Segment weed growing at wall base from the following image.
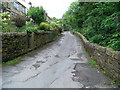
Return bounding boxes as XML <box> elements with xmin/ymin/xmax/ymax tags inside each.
<box><xmin>87</xmin><ymin>59</ymin><xmax>99</xmax><ymax>68</ymax></box>
<box><xmin>87</xmin><ymin>59</ymin><xmax>120</xmax><ymax>87</ymax></box>
<box><xmin>3</xmin><ymin>57</ymin><xmax>23</xmax><ymax>67</ymax></box>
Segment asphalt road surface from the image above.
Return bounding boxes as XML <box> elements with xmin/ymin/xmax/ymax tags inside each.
<box><xmin>2</xmin><ymin>31</ymin><xmax>116</xmax><ymax>88</ymax></box>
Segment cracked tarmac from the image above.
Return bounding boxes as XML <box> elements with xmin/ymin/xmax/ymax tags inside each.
<box><xmin>2</xmin><ymin>31</ymin><xmax>116</xmax><ymax>88</ymax></box>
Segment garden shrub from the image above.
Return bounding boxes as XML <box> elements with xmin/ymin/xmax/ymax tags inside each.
<box><xmin>25</xmin><ymin>25</ymin><xmax>39</xmax><ymax>32</ymax></box>
<box><xmin>39</xmin><ymin>22</ymin><xmax>50</xmax><ymax>30</ymax></box>
<box><xmin>0</xmin><ymin>12</ymin><xmax>11</xmax><ymax>19</ymax></box>
<box><xmin>2</xmin><ymin>23</ymin><xmax>17</xmax><ymax>32</ymax></box>
<box><xmin>19</xmin><ymin>22</ymin><xmax>39</xmax><ymax>32</ymax></box>
<box><xmin>49</xmin><ymin>22</ymin><xmax>58</xmax><ymax>29</ymax></box>
<box><xmin>26</xmin><ymin>22</ymin><xmax>35</xmax><ymax>27</ymax></box>
<box><xmin>12</xmin><ymin>15</ymin><xmax>26</xmax><ymax>28</ymax></box>
<box><xmin>57</xmin><ymin>23</ymin><xmax>62</xmax><ymax>29</ymax></box>
<box><xmin>0</xmin><ymin>12</ymin><xmax>17</xmax><ymax>32</ymax></box>
<box><xmin>49</xmin><ymin>22</ymin><xmax>62</xmax><ymax>31</ymax></box>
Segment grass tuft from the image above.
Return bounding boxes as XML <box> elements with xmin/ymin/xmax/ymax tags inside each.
<box><xmin>87</xmin><ymin>59</ymin><xmax>97</xmax><ymax>68</ymax></box>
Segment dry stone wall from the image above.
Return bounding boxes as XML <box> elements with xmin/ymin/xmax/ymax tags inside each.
<box><xmin>2</xmin><ymin>30</ymin><xmax>60</xmax><ymax>62</ymax></box>
<box><xmin>74</xmin><ymin>32</ymin><xmax>120</xmax><ymax>83</ymax></box>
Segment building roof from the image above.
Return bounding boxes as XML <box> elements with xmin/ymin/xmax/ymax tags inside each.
<box><xmin>16</xmin><ymin>0</ymin><xmax>27</xmax><ymax>8</ymax></box>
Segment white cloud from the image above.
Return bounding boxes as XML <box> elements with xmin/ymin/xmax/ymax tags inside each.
<box><xmin>26</xmin><ymin>0</ymin><xmax>77</xmax><ymax>18</ymax></box>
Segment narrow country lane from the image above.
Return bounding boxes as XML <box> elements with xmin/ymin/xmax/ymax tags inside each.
<box><xmin>2</xmin><ymin>31</ymin><xmax>116</xmax><ymax>88</ymax></box>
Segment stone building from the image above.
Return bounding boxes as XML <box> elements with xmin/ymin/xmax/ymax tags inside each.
<box><xmin>0</xmin><ymin>0</ymin><xmax>26</xmax><ymax>18</ymax></box>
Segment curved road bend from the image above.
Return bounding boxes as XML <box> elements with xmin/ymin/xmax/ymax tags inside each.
<box><xmin>2</xmin><ymin>31</ymin><xmax>116</xmax><ymax>88</ymax></box>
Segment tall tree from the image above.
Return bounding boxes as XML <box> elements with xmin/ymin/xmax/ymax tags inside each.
<box><xmin>62</xmin><ymin>1</ymin><xmax>120</xmax><ymax>51</ymax></box>
<box><xmin>27</xmin><ymin>6</ymin><xmax>46</xmax><ymax>24</ymax></box>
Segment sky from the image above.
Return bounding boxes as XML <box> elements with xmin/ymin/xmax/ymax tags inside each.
<box><xmin>25</xmin><ymin>0</ymin><xmax>77</xmax><ymax>19</ymax></box>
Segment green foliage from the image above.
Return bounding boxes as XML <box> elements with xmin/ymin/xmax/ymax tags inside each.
<box><xmin>107</xmin><ymin>33</ymin><xmax>120</xmax><ymax>51</ymax></box>
<box><xmin>0</xmin><ymin>12</ymin><xmax>11</xmax><ymax>19</ymax></box>
<box><xmin>87</xmin><ymin>59</ymin><xmax>97</xmax><ymax>68</ymax></box>
<box><xmin>63</xmin><ymin>2</ymin><xmax>120</xmax><ymax>51</ymax></box>
<box><xmin>39</xmin><ymin>22</ymin><xmax>61</xmax><ymax>31</ymax></box>
<box><xmin>26</xmin><ymin>22</ymin><xmax>35</xmax><ymax>27</ymax></box>
<box><xmin>49</xmin><ymin>22</ymin><xmax>58</xmax><ymax>29</ymax></box>
<box><xmin>51</xmin><ymin>17</ymin><xmax>62</xmax><ymax>29</ymax></box>
<box><xmin>108</xmin><ymin>40</ymin><xmax>120</xmax><ymax>51</ymax></box>
<box><xmin>19</xmin><ymin>22</ymin><xmax>40</xmax><ymax>32</ymax></box>
<box><xmin>27</xmin><ymin>6</ymin><xmax>46</xmax><ymax>24</ymax></box>
<box><xmin>0</xmin><ymin>12</ymin><xmax>17</xmax><ymax>32</ymax></box>
<box><xmin>101</xmin><ymin>12</ymin><xmax>120</xmax><ymax>34</ymax></box>
<box><xmin>25</xmin><ymin>25</ymin><xmax>39</xmax><ymax>32</ymax></box>
<box><xmin>39</xmin><ymin>22</ymin><xmax>50</xmax><ymax>30</ymax></box>
<box><xmin>89</xmin><ymin>34</ymin><xmax>104</xmax><ymax>43</ymax></box>
<box><xmin>19</xmin><ymin>21</ymin><xmax>60</xmax><ymax>33</ymax></box>
<box><xmin>51</xmin><ymin>17</ymin><xmax>59</xmax><ymax>22</ymax></box>
<box><xmin>12</xmin><ymin>15</ymin><xmax>26</xmax><ymax>28</ymax></box>
<box><xmin>1</xmin><ymin>23</ymin><xmax>17</xmax><ymax>32</ymax></box>
<box><xmin>3</xmin><ymin>56</ymin><xmax>23</xmax><ymax>66</ymax></box>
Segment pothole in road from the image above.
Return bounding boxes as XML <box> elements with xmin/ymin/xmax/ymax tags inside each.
<box><xmin>36</xmin><ymin>61</ymin><xmax>45</xmax><ymax>63</ymax></box>
<box><xmin>57</xmin><ymin>43</ymin><xmax>61</xmax><ymax>46</ymax></box>
<box><xmin>54</xmin><ymin>54</ymin><xmax>60</xmax><ymax>58</ymax></box>
<box><xmin>72</xmin><ymin>63</ymin><xmax>116</xmax><ymax>88</ymax></box>
<box><xmin>69</xmin><ymin>52</ymin><xmax>83</xmax><ymax>61</ymax></box>
<box><xmin>72</xmin><ymin>76</ymin><xmax>79</xmax><ymax>82</ymax></box>
<box><xmin>32</xmin><ymin>61</ymin><xmax>45</xmax><ymax>70</ymax></box>
<box><xmin>32</xmin><ymin>64</ymin><xmax>40</xmax><ymax>70</ymax></box>
<box><xmin>44</xmin><ymin>56</ymin><xmax>51</xmax><ymax>59</ymax></box>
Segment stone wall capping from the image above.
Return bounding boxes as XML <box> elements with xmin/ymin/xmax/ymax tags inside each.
<box><xmin>0</xmin><ymin>33</ymin><xmax>2</xmax><ymax>36</ymax></box>
<box><xmin>115</xmin><ymin>51</ymin><xmax>120</xmax><ymax>60</ymax></box>
<box><xmin>87</xmin><ymin>43</ymin><xmax>95</xmax><ymax>49</ymax></box>
<box><xmin>0</xmin><ymin>49</ymin><xmax>2</xmax><ymax>53</ymax></box>
<box><xmin>94</xmin><ymin>45</ymin><xmax>106</xmax><ymax>53</ymax></box>
<box><xmin>106</xmin><ymin>48</ymin><xmax>116</xmax><ymax>57</ymax></box>
<box><xmin>2</xmin><ymin>32</ymin><xmax>27</xmax><ymax>37</ymax></box>
<box><xmin>76</xmin><ymin>32</ymin><xmax>89</xmax><ymax>43</ymax></box>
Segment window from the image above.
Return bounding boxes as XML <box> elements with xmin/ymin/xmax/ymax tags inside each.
<box><xmin>14</xmin><ymin>2</ymin><xmax>19</xmax><ymax>10</ymax></box>
<box><xmin>7</xmin><ymin>2</ymin><xmax>11</xmax><ymax>9</ymax></box>
<box><xmin>6</xmin><ymin>0</ymin><xmax>9</xmax><ymax>2</ymax></box>
<box><xmin>0</xmin><ymin>0</ymin><xmax>2</xmax><ymax>4</ymax></box>
<box><xmin>21</xmin><ymin>7</ymin><xmax>25</xmax><ymax>13</ymax></box>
